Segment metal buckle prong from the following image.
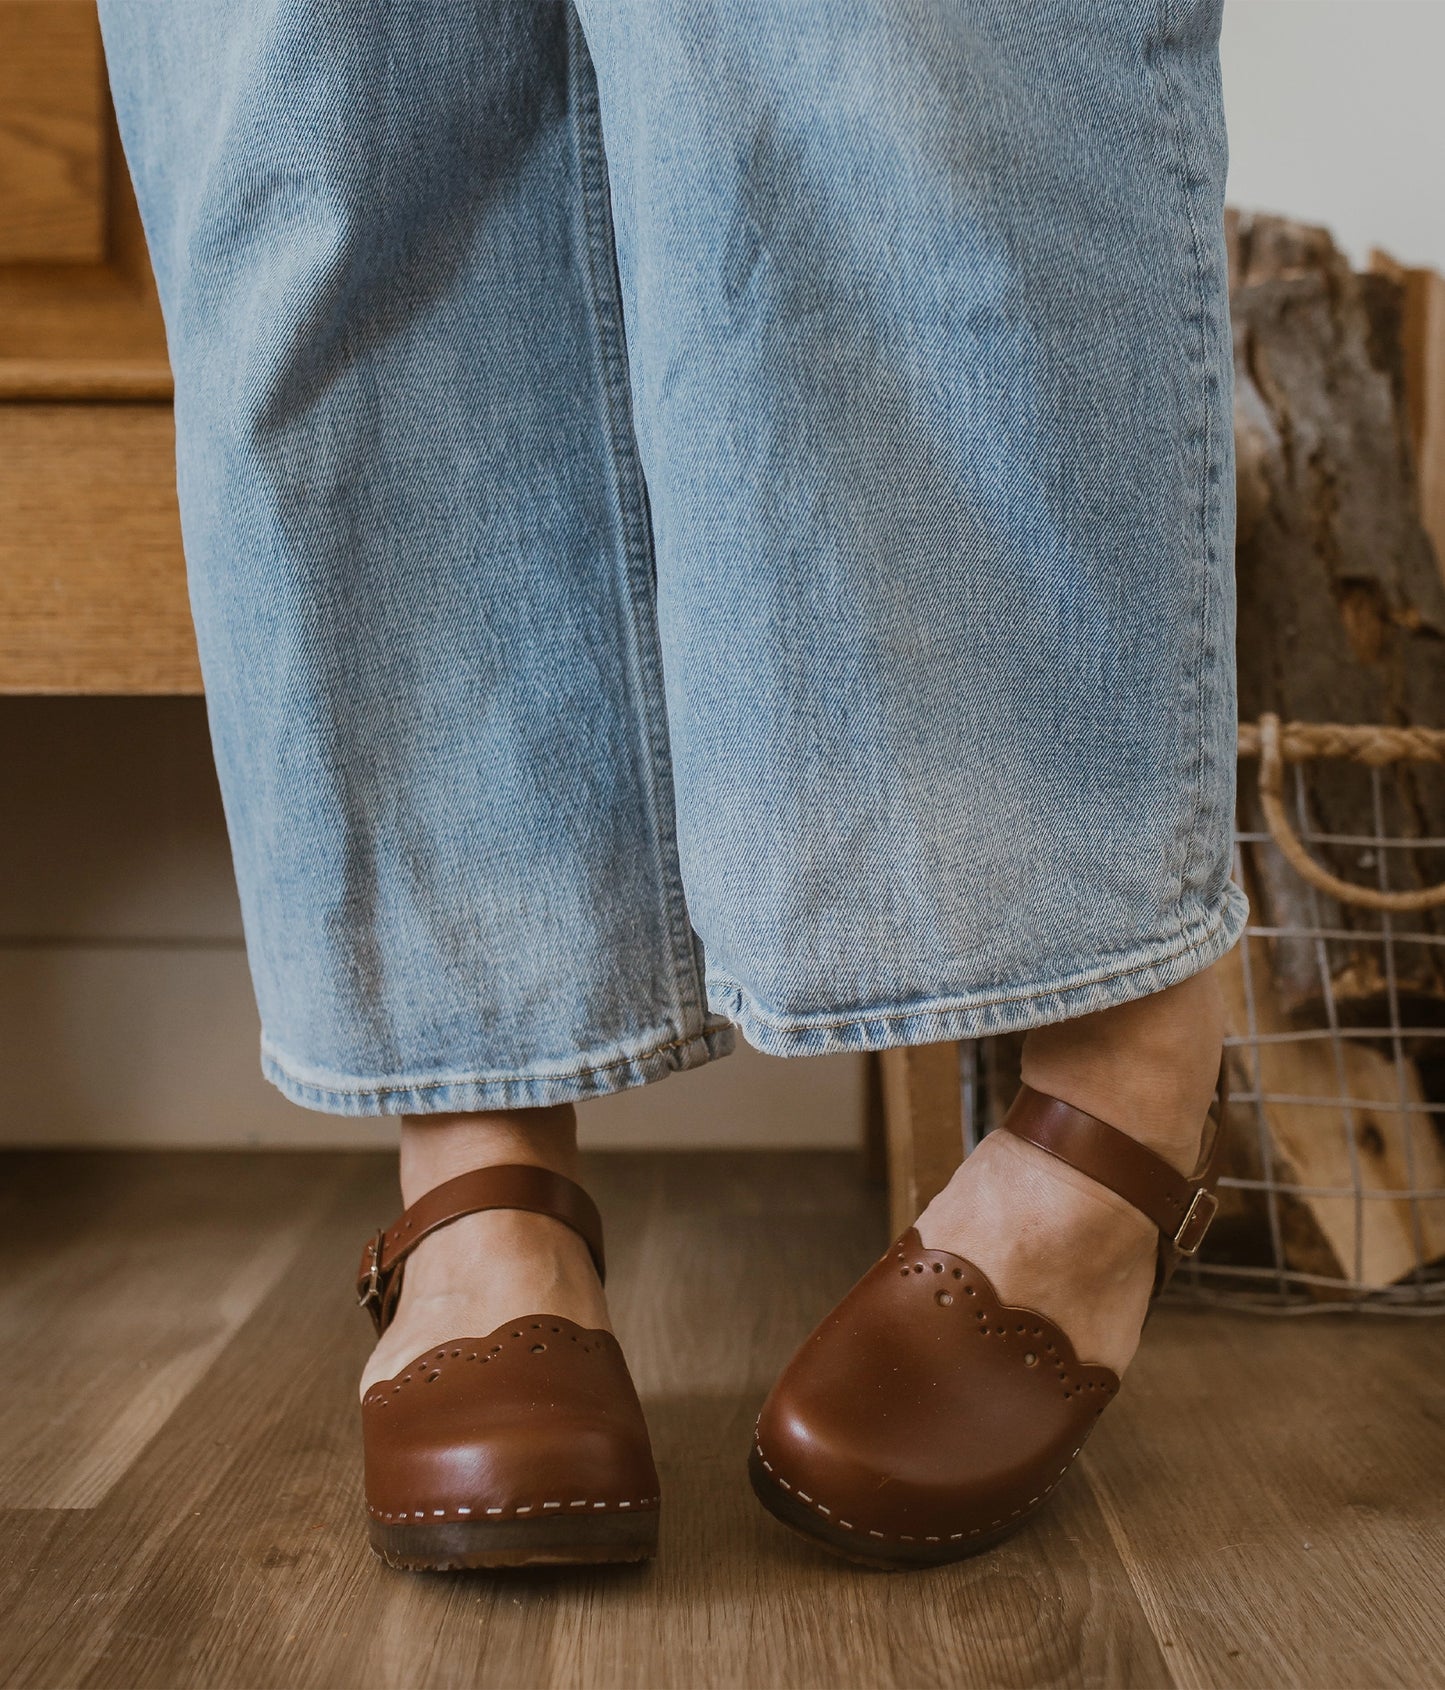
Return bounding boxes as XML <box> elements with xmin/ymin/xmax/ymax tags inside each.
<box><xmin>358</xmin><ymin>1227</ymin><xmax>387</xmax><ymax>1330</ymax></box>
<box><xmin>1173</xmin><ymin>1189</ymin><xmax>1219</xmax><ymax>1256</ymax></box>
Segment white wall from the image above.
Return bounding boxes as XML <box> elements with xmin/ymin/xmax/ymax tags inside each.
<box><xmin>1221</xmin><ymin>1</ymin><xmax>1445</xmax><ymax>271</ymax></box>
<box><xmin>0</xmin><ymin>699</ymin><xmax>864</xmax><ymax>1151</ymax></box>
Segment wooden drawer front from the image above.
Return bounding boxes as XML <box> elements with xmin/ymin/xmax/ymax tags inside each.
<box><xmin>1</xmin><ymin>1</ymin><xmax>185</xmax><ymax>692</ymax></box>
<box><xmin>0</xmin><ymin>403</ymin><xmax>199</xmax><ymax>693</ymax></box>
<box><xmin>0</xmin><ymin>0</ymin><xmax>106</xmax><ymax>264</ymax></box>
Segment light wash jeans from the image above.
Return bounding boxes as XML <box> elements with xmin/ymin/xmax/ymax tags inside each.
<box><xmin>98</xmin><ymin>0</ymin><xmax>1248</xmax><ymax>1116</ymax></box>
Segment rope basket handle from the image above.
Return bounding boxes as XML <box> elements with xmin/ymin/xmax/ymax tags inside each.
<box><xmin>1238</xmin><ymin>713</ymin><xmax>1445</xmax><ymax>912</ymax></box>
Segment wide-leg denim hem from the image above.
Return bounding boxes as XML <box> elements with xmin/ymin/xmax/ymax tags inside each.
<box><xmin>707</xmin><ymin>883</ymin><xmax>1250</xmax><ymax>1059</ymax></box>
<box><xmin>259</xmin><ymin>1021</ymin><xmax>737</xmax><ymax>1117</ymax></box>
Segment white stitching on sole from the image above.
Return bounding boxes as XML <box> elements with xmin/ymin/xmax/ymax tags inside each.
<box><xmin>754</xmin><ymin>1439</ymin><xmax>1075</xmax><ymax>1548</ymax></box>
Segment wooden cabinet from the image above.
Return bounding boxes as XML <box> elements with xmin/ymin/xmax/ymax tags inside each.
<box><xmin>0</xmin><ymin>0</ymin><xmax>198</xmax><ymax>692</ymax></box>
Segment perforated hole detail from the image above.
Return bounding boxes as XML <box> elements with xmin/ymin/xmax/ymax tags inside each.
<box><xmin>369</xmin><ymin>1321</ymin><xmax>619</xmax><ymax>1403</ymax></box>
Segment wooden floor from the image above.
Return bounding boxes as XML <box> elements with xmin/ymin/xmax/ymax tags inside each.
<box><xmin>0</xmin><ymin>1150</ymin><xmax>1441</xmax><ymax>1690</ymax></box>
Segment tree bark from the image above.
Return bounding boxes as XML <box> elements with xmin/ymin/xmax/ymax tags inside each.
<box><xmin>1229</xmin><ymin>209</ymin><xmax>1445</xmax><ymax>1030</ymax></box>
<box><xmin>1225</xmin><ymin>212</ymin><xmax>1445</xmax><ymax>1285</ymax></box>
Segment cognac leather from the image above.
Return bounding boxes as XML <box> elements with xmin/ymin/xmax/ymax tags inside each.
<box><xmin>751</xmin><ymin>1064</ymin><xmax>1228</xmax><ymax>1567</ymax></box>
<box><xmin>357</xmin><ymin>1164</ymin><xmax>658</xmax><ymax>1569</ymax></box>
<box><xmin>999</xmin><ymin>1059</ymin><xmax>1229</xmax><ymax>1292</ymax></box>
<box><xmin>357</xmin><ymin>1163</ymin><xmax>606</xmax><ymax>1337</ymax></box>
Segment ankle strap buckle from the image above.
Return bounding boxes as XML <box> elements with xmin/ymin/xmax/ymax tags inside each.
<box><xmin>357</xmin><ymin>1227</ymin><xmax>388</xmax><ymax>1335</ymax></box>
<box><xmin>1173</xmin><ymin>1188</ymin><xmax>1219</xmax><ymax>1256</ymax></box>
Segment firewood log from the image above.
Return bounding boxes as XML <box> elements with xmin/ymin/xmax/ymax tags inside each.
<box><xmin>1370</xmin><ymin>248</ymin><xmax>1445</xmax><ymax>589</ymax></box>
<box><xmin>1228</xmin><ymin>210</ymin><xmax>1445</xmax><ymax>1025</ymax></box>
<box><xmin>1217</xmin><ymin>860</ymin><xmax>1445</xmax><ymax>1291</ymax></box>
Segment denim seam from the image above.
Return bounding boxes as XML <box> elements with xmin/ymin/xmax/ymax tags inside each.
<box><xmin>566</xmin><ymin>9</ymin><xmax>707</xmax><ymax>1038</ymax></box>
<box><xmin>705</xmin><ymin>888</ymin><xmax>1246</xmax><ymax>1033</ymax></box>
<box><xmin>259</xmin><ymin>1023</ymin><xmax>733</xmax><ymax>1098</ymax></box>
<box><xmin>1153</xmin><ymin>0</ymin><xmax>1216</xmax><ymax>918</ymax></box>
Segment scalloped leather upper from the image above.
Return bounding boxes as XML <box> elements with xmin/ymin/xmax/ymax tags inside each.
<box><xmin>362</xmin><ymin>1316</ymin><xmax>659</xmax><ymax>1524</ymax></box>
<box><xmin>754</xmin><ymin>1229</ymin><xmax>1119</xmax><ymax>1546</ymax></box>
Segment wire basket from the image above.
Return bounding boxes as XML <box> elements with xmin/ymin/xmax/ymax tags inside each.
<box><xmin>962</xmin><ymin>716</ymin><xmax>1445</xmax><ymax>1315</ymax></box>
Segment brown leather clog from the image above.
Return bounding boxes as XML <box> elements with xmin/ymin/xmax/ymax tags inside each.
<box><xmin>750</xmin><ymin>1064</ymin><xmax>1228</xmax><ymax>1569</ymax></box>
<box><xmin>357</xmin><ymin>1164</ymin><xmax>659</xmax><ymax>1570</ymax></box>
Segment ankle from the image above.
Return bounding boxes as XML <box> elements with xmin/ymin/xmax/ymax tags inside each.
<box><xmin>1019</xmin><ymin>964</ymin><xmax>1224</xmax><ymax>1172</ymax></box>
<box><xmin>399</xmin><ymin>1104</ymin><xmax>579</xmax><ymax>1208</ymax></box>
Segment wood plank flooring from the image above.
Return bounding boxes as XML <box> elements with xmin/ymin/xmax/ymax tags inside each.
<box><xmin>0</xmin><ymin>1149</ymin><xmax>1440</xmax><ymax>1690</ymax></box>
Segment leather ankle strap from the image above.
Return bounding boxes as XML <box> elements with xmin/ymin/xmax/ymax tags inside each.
<box><xmin>356</xmin><ymin>1164</ymin><xmax>605</xmax><ymax>1336</ymax></box>
<box><xmin>999</xmin><ymin>1058</ymin><xmax>1229</xmax><ymax>1292</ymax></box>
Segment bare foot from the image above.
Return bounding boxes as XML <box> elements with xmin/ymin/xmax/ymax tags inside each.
<box><xmin>916</xmin><ymin>962</ymin><xmax>1226</xmax><ymax>1376</ymax></box>
<box><xmin>358</xmin><ymin>1104</ymin><xmax>611</xmax><ymax>1399</ymax></box>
